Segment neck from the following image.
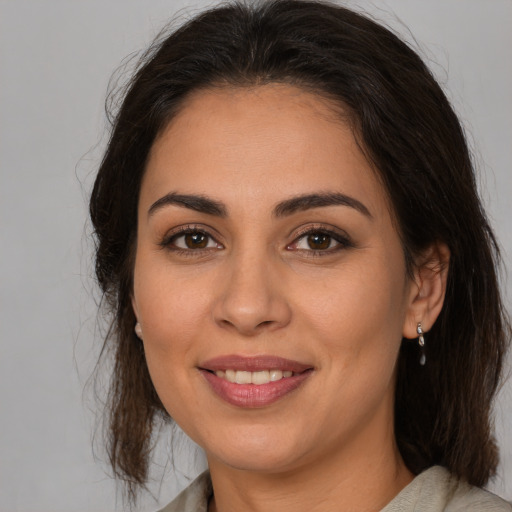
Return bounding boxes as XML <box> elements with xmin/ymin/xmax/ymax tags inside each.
<box><xmin>207</xmin><ymin>415</ymin><xmax>413</xmax><ymax>512</ymax></box>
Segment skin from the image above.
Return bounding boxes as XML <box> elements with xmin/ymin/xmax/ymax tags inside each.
<box><xmin>132</xmin><ymin>84</ymin><xmax>449</xmax><ymax>512</ymax></box>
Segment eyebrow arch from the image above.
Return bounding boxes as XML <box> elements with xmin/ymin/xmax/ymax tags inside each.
<box><xmin>273</xmin><ymin>192</ymin><xmax>372</xmax><ymax>219</ymax></box>
<box><xmin>148</xmin><ymin>192</ymin><xmax>227</xmax><ymax>218</ymax></box>
<box><xmin>148</xmin><ymin>191</ymin><xmax>371</xmax><ymax>220</ymax></box>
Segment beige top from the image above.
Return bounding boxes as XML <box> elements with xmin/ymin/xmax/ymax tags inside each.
<box><xmin>158</xmin><ymin>466</ymin><xmax>511</xmax><ymax>512</ymax></box>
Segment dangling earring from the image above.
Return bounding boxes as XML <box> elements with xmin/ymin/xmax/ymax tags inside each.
<box><xmin>417</xmin><ymin>322</ymin><xmax>426</xmax><ymax>366</ymax></box>
<box><xmin>135</xmin><ymin>322</ymin><xmax>143</xmax><ymax>340</ymax></box>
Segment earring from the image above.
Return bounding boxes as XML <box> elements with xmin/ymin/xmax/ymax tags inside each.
<box><xmin>417</xmin><ymin>323</ymin><xmax>426</xmax><ymax>366</ymax></box>
<box><xmin>135</xmin><ymin>322</ymin><xmax>143</xmax><ymax>340</ymax></box>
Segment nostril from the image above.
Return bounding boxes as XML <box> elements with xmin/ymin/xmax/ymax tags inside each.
<box><xmin>217</xmin><ymin>317</ymin><xmax>277</xmax><ymax>335</ymax></box>
<box><xmin>212</xmin><ymin>280</ymin><xmax>292</xmax><ymax>334</ymax></box>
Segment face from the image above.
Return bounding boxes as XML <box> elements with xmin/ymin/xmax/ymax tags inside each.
<box><xmin>132</xmin><ymin>85</ymin><xmax>417</xmax><ymax>474</ymax></box>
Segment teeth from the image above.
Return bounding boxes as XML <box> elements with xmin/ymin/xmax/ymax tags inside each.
<box><xmin>235</xmin><ymin>371</ymin><xmax>252</xmax><ymax>384</ymax></box>
<box><xmin>214</xmin><ymin>369</ymin><xmax>295</xmax><ymax>385</ymax></box>
<box><xmin>252</xmin><ymin>370</ymin><xmax>270</xmax><ymax>385</ymax></box>
<box><xmin>269</xmin><ymin>370</ymin><xmax>283</xmax><ymax>381</ymax></box>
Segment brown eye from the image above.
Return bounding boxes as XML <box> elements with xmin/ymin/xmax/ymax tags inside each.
<box><xmin>307</xmin><ymin>233</ymin><xmax>332</xmax><ymax>250</ymax></box>
<box><xmin>184</xmin><ymin>232</ymin><xmax>208</xmax><ymax>249</ymax></box>
<box><xmin>166</xmin><ymin>229</ymin><xmax>222</xmax><ymax>251</ymax></box>
<box><xmin>288</xmin><ymin>228</ymin><xmax>352</xmax><ymax>254</ymax></box>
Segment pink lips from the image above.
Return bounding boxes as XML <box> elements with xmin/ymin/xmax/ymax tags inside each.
<box><xmin>199</xmin><ymin>355</ymin><xmax>313</xmax><ymax>408</ymax></box>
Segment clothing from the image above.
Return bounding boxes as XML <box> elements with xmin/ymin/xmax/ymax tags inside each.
<box><xmin>158</xmin><ymin>466</ymin><xmax>511</xmax><ymax>512</ymax></box>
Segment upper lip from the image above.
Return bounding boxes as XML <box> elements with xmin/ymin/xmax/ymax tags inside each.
<box><xmin>199</xmin><ymin>355</ymin><xmax>313</xmax><ymax>373</ymax></box>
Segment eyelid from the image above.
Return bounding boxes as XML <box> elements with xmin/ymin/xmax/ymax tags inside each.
<box><xmin>158</xmin><ymin>222</ymin><xmax>353</xmax><ymax>255</ymax></box>
<box><xmin>287</xmin><ymin>224</ymin><xmax>354</xmax><ymax>253</ymax></box>
<box><xmin>159</xmin><ymin>224</ymin><xmax>224</xmax><ymax>251</ymax></box>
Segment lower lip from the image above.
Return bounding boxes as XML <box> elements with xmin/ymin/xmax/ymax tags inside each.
<box><xmin>200</xmin><ymin>370</ymin><xmax>312</xmax><ymax>408</ymax></box>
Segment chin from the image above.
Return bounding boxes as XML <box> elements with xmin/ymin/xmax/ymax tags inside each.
<box><xmin>210</xmin><ymin>450</ymin><xmax>303</xmax><ymax>474</ymax></box>
<box><xmin>201</xmin><ymin>427</ymin><xmax>313</xmax><ymax>474</ymax></box>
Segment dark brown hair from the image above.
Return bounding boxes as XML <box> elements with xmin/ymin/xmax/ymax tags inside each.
<box><xmin>89</xmin><ymin>0</ymin><xmax>510</xmax><ymax>501</ymax></box>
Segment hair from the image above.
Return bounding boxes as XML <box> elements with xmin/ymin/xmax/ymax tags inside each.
<box><xmin>89</xmin><ymin>0</ymin><xmax>510</xmax><ymax>502</ymax></box>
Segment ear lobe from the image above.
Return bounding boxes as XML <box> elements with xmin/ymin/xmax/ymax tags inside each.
<box><xmin>402</xmin><ymin>242</ymin><xmax>450</xmax><ymax>339</ymax></box>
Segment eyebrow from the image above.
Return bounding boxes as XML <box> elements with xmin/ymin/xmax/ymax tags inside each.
<box><xmin>148</xmin><ymin>192</ymin><xmax>227</xmax><ymax>217</ymax></box>
<box><xmin>148</xmin><ymin>191</ymin><xmax>371</xmax><ymax>219</ymax></box>
<box><xmin>273</xmin><ymin>192</ymin><xmax>372</xmax><ymax>219</ymax></box>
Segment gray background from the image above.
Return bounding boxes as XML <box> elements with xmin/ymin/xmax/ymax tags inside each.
<box><xmin>1</xmin><ymin>0</ymin><xmax>511</xmax><ymax>510</ymax></box>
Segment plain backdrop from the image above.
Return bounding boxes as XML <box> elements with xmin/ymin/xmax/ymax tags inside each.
<box><xmin>1</xmin><ymin>0</ymin><xmax>511</xmax><ymax>511</ymax></box>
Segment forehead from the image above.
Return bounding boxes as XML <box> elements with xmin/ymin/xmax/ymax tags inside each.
<box><xmin>142</xmin><ymin>84</ymin><xmax>390</xmax><ymax>218</ymax></box>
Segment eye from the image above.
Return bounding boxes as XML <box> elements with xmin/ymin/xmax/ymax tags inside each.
<box><xmin>174</xmin><ymin>231</ymin><xmax>215</xmax><ymax>249</ymax></box>
<box><xmin>162</xmin><ymin>227</ymin><xmax>223</xmax><ymax>252</ymax></box>
<box><xmin>288</xmin><ymin>227</ymin><xmax>352</xmax><ymax>254</ymax></box>
<box><xmin>297</xmin><ymin>232</ymin><xmax>336</xmax><ymax>251</ymax></box>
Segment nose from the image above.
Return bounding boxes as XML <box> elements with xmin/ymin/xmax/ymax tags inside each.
<box><xmin>212</xmin><ymin>251</ymin><xmax>292</xmax><ymax>336</ymax></box>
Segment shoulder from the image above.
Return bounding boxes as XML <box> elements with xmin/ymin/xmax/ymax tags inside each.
<box><xmin>447</xmin><ymin>476</ymin><xmax>512</xmax><ymax>512</ymax></box>
<box><xmin>157</xmin><ymin>471</ymin><xmax>212</xmax><ymax>512</ymax></box>
<box><xmin>157</xmin><ymin>467</ymin><xmax>511</xmax><ymax>512</ymax></box>
<box><xmin>382</xmin><ymin>466</ymin><xmax>511</xmax><ymax>512</ymax></box>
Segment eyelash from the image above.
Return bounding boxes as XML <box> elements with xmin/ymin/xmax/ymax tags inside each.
<box><xmin>159</xmin><ymin>225</ymin><xmax>222</xmax><ymax>257</ymax></box>
<box><xmin>159</xmin><ymin>224</ymin><xmax>353</xmax><ymax>257</ymax></box>
<box><xmin>288</xmin><ymin>225</ymin><xmax>354</xmax><ymax>257</ymax></box>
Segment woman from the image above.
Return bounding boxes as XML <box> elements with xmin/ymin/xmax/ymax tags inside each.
<box><xmin>89</xmin><ymin>1</ymin><xmax>511</xmax><ymax>510</ymax></box>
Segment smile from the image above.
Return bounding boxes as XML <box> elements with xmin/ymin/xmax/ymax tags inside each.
<box><xmin>214</xmin><ymin>369</ymin><xmax>294</xmax><ymax>385</ymax></box>
<box><xmin>199</xmin><ymin>355</ymin><xmax>314</xmax><ymax>407</ymax></box>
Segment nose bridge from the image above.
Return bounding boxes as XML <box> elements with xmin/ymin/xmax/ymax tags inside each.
<box><xmin>213</xmin><ymin>242</ymin><xmax>291</xmax><ymax>335</ymax></box>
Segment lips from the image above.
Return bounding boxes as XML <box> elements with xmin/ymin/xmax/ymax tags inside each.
<box><xmin>199</xmin><ymin>355</ymin><xmax>314</xmax><ymax>408</ymax></box>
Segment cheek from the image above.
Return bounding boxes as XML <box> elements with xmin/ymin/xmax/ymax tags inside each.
<box><xmin>302</xmin><ymin>269</ymin><xmax>406</xmax><ymax>422</ymax></box>
<box><xmin>132</xmin><ymin>252</ymin><xmax>213</xmax><ymax>370</ymax></box>
<box><xmin>135</xmin><ymin>247</ymin><xmax>205</xmax><ymax>319</ymax></box>
<box><xmin>133</xmin><ymin>267</ymin><xmax>211</xmax><ymax>418</ymax></box>
<box><xmin>296</xmin><ymin>259</ymin><xmax>408</xmax><ymax>364</ymax></box>
<box><xmin>138</xmin><ymin>284</ymin><xmax>209</xmax><ymax>351</ymax></box>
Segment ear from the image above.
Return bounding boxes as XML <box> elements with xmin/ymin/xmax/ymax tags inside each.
<box><xmin>131</xmin><ymin>296</ymin><xmax>144</xmax><ymax>340</ymax></box>
<box><xmin>131</xmin><ymin>295</ymin><xmax>139</xmax><ymax>321</ymax></box>
<box><xmin>402</xmin><ymin>241</ymin><xmax>450</xmax><ymax>339</ymax></box>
